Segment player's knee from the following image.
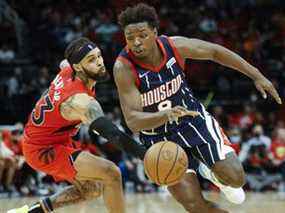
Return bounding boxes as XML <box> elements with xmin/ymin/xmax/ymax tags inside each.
<box><xmin>226</xmin><ymin>160</ymin><xmax>245</xmax><ymax>187</ymax></box>
<box><xmin>182</xmin><ymin>200</ymin><xmax>202</xmax><ymax>213</ymax></box>
<box><xmin>214</xmin><ymin>163</ymin><xmax>245</xmax><ymax>188</ymax></box>
<box><xmin>228</xmin><ymin>167</ymin><xmax>245</xmax><ymax>188</ymax></box>
<box><xmin>0</xmin><ymin>160</ymin><xmax>4</xmax><ymax>167</ymax></box>
<box><xmin>103</xmin><ymin>162</ymin><xmax>122</xmax><ymax>184</ymax></box>
<box><xmin>168</xmin><ymin>186</ymin><xmax>200</xmax><ymax>213</ymax></box>
<box><xmin>4</xmin><ymin>158</ymin><xmax>14</xmax><ymax>167</ymax></box>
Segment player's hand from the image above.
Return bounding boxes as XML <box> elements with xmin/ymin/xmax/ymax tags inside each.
<box><xmin>254</xmin><ymin>77</ymin><xmax>282</xmax><ymax>104</ymax></box>
<box><xmin>166</xmin><ymin>106</ymin><xmax>199</xmax><ymax>124</ymax></box>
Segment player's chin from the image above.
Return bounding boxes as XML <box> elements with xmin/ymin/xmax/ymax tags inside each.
<box><xmin>134</xmin><ymin>51</ymin><xmax>147</xmax><ymax>58</ymax></box>
<box><xmin>96</xmin><ymin>72</ymin><xmax>110</xmax><ymax>82</ymax></box>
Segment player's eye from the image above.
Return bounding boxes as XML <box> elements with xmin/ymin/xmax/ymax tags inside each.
<box><xmin>140</xmin><ymin>34</ymin><xmax>148</xmax><ymax>39</ymax></box>
<box><xmin>88</xmin><ymin>57</ymin><xmax>95</xmax><ymax>62</ymax></box>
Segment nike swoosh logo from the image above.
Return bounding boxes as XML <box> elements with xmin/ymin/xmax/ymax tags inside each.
<box><xmin>139</xmin><ymin>71</ymin><xmax>150</xmax><ymax>78</ymax></box>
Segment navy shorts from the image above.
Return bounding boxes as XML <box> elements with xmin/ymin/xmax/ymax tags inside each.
<box><xmin>140</xmin><ymin>107</ymin><xmax>231</xmax><ymax>171</ymax></box>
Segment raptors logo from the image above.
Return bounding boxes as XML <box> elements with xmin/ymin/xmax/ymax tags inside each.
<box><xmin>38</xmin><ymin>147</ymin><xmax>56</xmax><ymax>164</ymax></box>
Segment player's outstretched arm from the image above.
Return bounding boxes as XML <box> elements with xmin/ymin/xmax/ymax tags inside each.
<box><xmin>113</xmin><ymin>60</ymin><xmax>199</xmax><ymax>133</ymax></box>
<box><xmin>60</xmin><ymin>93</ymin><xmax>146</xmax><ymax>159</ymax></box>
<box><xmin>171</xmin><ymin>36</ymin><xmax>282</xmax><ymax>104</ymax></box>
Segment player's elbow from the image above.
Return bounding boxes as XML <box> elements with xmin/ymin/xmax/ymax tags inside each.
<box><xmin>210</xmin><ymin>44</ymin><xmax>220</xmax><ymax>61</ymax></box>
<box><xmin>124</xmin><ymin>112</ymin><xmax>142</xmax><ymax>133</ymax></box>
<box><xmin>126</xmin><ymin>119</ymin><xmax>141</xmax><ymax>133</ymax></box>
<box><xmin>125</xmin><ymin>114</ymin><xmax>143</xmax><ymax>133</ymax></box>
<box><xmin>211</xmin><ymin>43</ymin><xmax>229</xmax><ymax>62</ymax></box>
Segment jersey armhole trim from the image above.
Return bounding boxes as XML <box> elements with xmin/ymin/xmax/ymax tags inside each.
<box><xmin>117</xmin><ymin>56</ymin><xmax>141</xmax><ymax>87</ymax></box>
<box><xmin>166</xmin><ymin>37</ymin><xmax>185</xmax><ymax>70</ymax></box>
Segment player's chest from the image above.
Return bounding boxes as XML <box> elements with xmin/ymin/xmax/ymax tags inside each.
<box><xmin>137</xmin><ymin>62</ymin><xmax>183</xmax><ymax>91</ymax></box>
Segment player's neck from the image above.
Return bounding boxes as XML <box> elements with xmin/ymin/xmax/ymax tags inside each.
<box><xmin>140</xmin><ymin>43</ymin><xmax>163</xmax><ymax>67</ymax></box>
<box><xmin>76</xmin><ymin>72</ymin><xmax>95</xmax><ymax>90</ymax></box>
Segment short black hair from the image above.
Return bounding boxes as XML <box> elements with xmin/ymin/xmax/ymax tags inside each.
<box><xmin>64</xmin><ymin>37</ymin><xmax>92</xmax><ymax>61</ymax></box>
<box><xmin>118</xmin><ymin>3</ymin><xmax>159</xmax><ymax>30</ymax></box>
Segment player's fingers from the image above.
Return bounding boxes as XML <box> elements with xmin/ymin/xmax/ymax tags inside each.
<box><xmin>167</xmin><ymin>113</ymin><xmax>179</xmax><ymax>124</ymax></box>
<box><xmin>174</xmin><ymin>106</ymin><xmax>191</xmax><ymax>114</ymax></box>
<box><xmin>172</xmin><ymin>109</ymin><xmax>199</xmax><ymax>118</ymax></box>
<box><xmin>255</xmin><ymin>84</ymin><xmax>267</xmax><ymax>99</ymax></box>
<box><xmin>184</xmin><ymin>111</ymin><xmax>200</xmax><ymax>117</ymax></box>
<box><xmin>267</xmin><ymin>86</ymin><xmax>282</xmax><ymax>104</ymax></box>
<box><xmin>172</xmin><ymin>106</ymin><xmax>200</xmax><ymax>117</ymax></box>
<box><xmin>172</xmin><ymin>107</ymin><xmax>186</xmax><ymax>115</ymax></box>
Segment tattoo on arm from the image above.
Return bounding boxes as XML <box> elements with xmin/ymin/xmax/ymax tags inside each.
<box><xmin>60</xmin><ymin>95</ymin><xmax>78</xmax><ymax>119</ymax></box>
<box><xmin>60</xmin><ymin>94</ymin><xmax>104</xmax><ymax>123</ymax></box>
<box><xmin>84</xmin><ymin>100</ymin><xmax>104</xmax><ymax>124</ymax></box>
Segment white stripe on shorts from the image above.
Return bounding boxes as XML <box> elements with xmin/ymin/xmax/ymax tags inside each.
<box><xmin>188</xmin><ymin>123</ymin><xmax>208</xmax><ymax>144</ymax></box>
<box><xmin>212</xmin><ymin>118</ymin><xmax>226</xmax><ymax>159</ymax></box>
<box><xmin>195</xmin><ymin>146</ymin><xmax>207</xmax><ymax>164</ymax></box>
<box><xmin>206</xmin><ymin>143</ymin><xmax>215</xmax><ymax>165</ymax></box>
<box><xmin>201</xmin><ymin>105</ymin><xmax>224</xmax><ymax>159</ymax></box>
<box><xmin>177</xmin><ymin>131</ymin><xmax>192</xmax><ymax>147</ymax></box>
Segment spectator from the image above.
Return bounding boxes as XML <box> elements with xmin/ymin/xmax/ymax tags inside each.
<box><xmin>268</xmin><ymin>127</ymin><xmax>285</xmax><ymax>196</ymax></box>
<box><xmin>239</xmin><ymin>125</ymin><xmax>271</xmax><ymax>163</ymax></box>
<box><xmin>0</xmin><ymin>44</ymin><xmax>15</xmax><ymax>63</ymax></box>
<box><xmin>0</xmin><ymin>130</ymin><xmax>19</xmax><ymax>194</ymax></box>
<box><xmin>95</xmin><ymin>13</ymin><xmax>119</xmax><ymax>44</ymax></box>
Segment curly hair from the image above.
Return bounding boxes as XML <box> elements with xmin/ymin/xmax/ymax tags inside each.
<box><xmin>118</xmin><ymin>3</ymin><xmax>159</xmax><ymax>30</ymax></box>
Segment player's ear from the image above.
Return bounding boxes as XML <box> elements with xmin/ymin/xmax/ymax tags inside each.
<box><xmin>153</xmin><ymin>28</ymin><xmax>158</xmax><ymax>36</ymax></box>
<box><xmin>73</xmin><ymin>63</ymin><xmax>82</xmax><ymax>72</ymax></box>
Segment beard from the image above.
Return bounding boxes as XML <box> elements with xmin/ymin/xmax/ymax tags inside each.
<box><xmin>82</xmin><ymin>67</ymin><xmax>110</xmax><ymax>82</ymax></box>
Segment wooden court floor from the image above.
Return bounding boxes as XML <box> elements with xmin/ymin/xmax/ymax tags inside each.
<box><xmin>1</xmin><ymin>192</ymin><xmax>284</xmax><ymax>213</ymax></box>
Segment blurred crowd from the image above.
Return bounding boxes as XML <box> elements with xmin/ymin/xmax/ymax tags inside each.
<box><xmin>1</xmin><ymin>104</ymin><xmax>285</xmax><ymax>198</ymax></box>
<box><xmin>0</xmin><ymin>0</ymin><xmax>285</xmax><ymax>197</ymax></box>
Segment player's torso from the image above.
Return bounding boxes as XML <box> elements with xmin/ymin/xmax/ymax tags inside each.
<box><xmin>118</xmin><ymin>36</ymin><xmax>203</xmax><ymax>136</ymax></box>
<box><xmin>25</xmin><ymin>67</ymin><xmax>94</xmax><ymax>144</ymax></box>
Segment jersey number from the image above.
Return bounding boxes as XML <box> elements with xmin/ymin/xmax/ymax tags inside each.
<box><xmin>158</xmin><ymin>100</ymin><xmax>172</xmax><ymax>111</ymax></box>
<box><xmin>32</xmin><ymin>95</ymin><xmax>54</xmax><ymax>125</ymax></box>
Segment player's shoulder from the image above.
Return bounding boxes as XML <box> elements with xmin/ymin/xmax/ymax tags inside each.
<box><xmin>113</xmin><ymin>55</ymin><xmax>133</xmax><ymax>78</ymax></box>
<box><xmin>51</xmin><ymin>66</ymin><xmax>73</xmax><ymax>88</ymax></box>
<box><xmin>168</xmin><ymin>36</ymin><xmax>189</xmax><ymax>48</ymax></box>
<box><xmin>58</xmin><ymin>65</ymin><xmax>73</xmax><ymax>77</ymax></box>
<box><xmin>61</xmin><ymin>93</ymin><xmax>94</xmax><ymax>109</ymax></box>
<box><xmin>57</xmin><ymin>68</ymin><xmax>84</xmax><ymax>91</ymax></box>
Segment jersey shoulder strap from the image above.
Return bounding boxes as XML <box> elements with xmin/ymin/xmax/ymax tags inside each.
<box><xmin>159</xmin><ymin>35</ymin><xmax>185</xmax><ymax>69</ymax></box>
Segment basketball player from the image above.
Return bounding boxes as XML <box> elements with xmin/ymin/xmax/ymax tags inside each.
<box><xmin>8</xmin><ymin>37</ymin><xmax>146</xmax><ymax>213</ymax></box>
<box><xmin>113</xmin><ymin>4</ymin><xmax>282</xmax><ymax>213</ymax></box>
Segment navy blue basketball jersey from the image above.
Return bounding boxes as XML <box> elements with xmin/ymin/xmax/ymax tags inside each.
<box><xmin>117</xmin><ymin>35</ymin><xmax>232</xmax><ymax>171</ymax></box>
<box><xmin>117</xmin><ymin>36</ymin><xmax>207</xmax><ymax>147</ymax></box>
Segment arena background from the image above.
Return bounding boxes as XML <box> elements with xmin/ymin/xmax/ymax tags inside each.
<box><xmin>0</xmin><ymin>0</ymin><xmax>285</xmax><ymax>212</ymax></box>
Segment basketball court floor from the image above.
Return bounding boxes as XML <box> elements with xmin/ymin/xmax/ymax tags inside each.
<box><xmin>1</xmin><ymin>192</ymin><xmax>284</xmax><ymax>213</ymax></box>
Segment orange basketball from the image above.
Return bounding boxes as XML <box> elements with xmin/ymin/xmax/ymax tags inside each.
<box><xmin>144</xmin><ymin>141</ymin><xmax>188</xmax><ymax>186</ymax></box>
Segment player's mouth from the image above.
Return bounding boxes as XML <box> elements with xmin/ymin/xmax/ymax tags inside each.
<box><xmin>133</xmin><ymin>49</ymin><xmax>144</xmax><ymax>55</ymax></box>
<box><xmin>99</xmin><ymin>67</ymin><xmax>106</xmax><ymax>73</ymax></box>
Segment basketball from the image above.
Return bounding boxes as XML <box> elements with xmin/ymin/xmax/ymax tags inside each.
<box><xmin>144</xmin><ymin>141</ymin><xmax>188</xmax><ymax>186</ymax></box>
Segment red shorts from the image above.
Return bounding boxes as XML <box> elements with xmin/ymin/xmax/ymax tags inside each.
<box><xmin>22</xmin><ymin>137</ymin><xmax>80</xmax><ymax>183</ymax></box>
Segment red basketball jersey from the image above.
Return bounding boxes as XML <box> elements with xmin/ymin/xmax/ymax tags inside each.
<box><xmin>24</xmin><ymin>66</ymin><xmax>95</xmax><ymax>145</ymax></box>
